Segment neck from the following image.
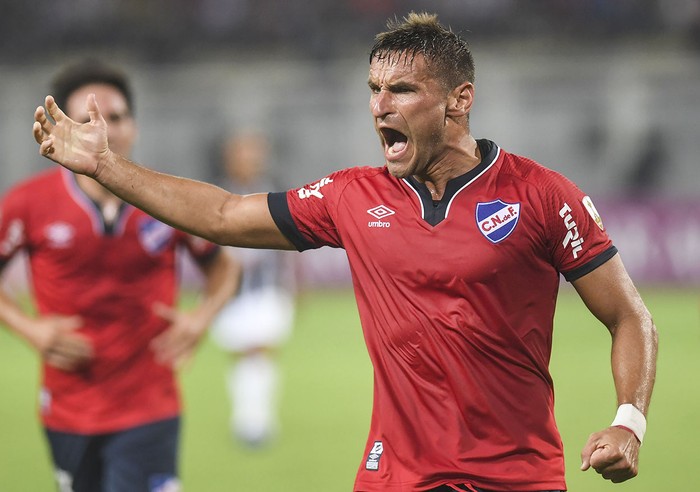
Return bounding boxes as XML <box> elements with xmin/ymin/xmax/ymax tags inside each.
<box><xmin>419</xmin><ymin>135</ymin><xmax>481</xmax><ymax>200</ymax></box>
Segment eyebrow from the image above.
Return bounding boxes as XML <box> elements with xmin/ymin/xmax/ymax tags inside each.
<box><xmin>367</xmin><ymin>79</ymin><xmax>415</xmax><ymax>92</ymax></box>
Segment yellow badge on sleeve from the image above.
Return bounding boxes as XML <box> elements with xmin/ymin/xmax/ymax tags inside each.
<box><xmin>582</xmin><ymin>196</ymin><xmax>605</xmax><ymax>231</ymax></box>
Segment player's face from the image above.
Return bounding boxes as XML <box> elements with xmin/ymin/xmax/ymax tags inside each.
<box><xmin>65</xmin><ymin>83</ymin><xmax>137</xmax><ymax>158</ymax></box>
<box><xmin>368</xmin><ymin>53</ymin><xmax>450</xmax><ymax>179</ymax></box>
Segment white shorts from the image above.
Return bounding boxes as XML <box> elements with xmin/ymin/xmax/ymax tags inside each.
<box><xmin>210</xmin><ymin>287</ymin><xmax>295</xmax><ymax>352</ymax></box>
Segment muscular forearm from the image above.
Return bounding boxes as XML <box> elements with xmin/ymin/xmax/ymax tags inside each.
<box><xmin>577</xmin><ymin>271</ymin><xmax>657</xmax><ymax>481</ymax></box>
<box><xmin>610</xmin><ymin>311</ymin><xmax>658</xmax><ymax>415</ymax></box>
<box><xmin>96</xmin><ymin>151</ymin><xmax>236</xmax><ymax>243</ymax></box>
<box><xmin>573</xmin><ymin>255</ymin><xmax>658</xmax><ymax>416</ymax></box>
<box><xmin>95</xmin><ymin>152</ymin><xmax>293</xmax><ymax>249</ymax></box>
<box><xmin>35</xmin><ymin>95</ymin><xmax>293</xmax><ymax>249</ymax></box>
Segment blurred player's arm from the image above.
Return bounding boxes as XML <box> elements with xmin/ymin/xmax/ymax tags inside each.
<box><xmin>0</xmin><ymin>273</ymin><xmax>92</xmax><ymax>371</ymax></box>
<box><xmin>150</xmin><ymin>245</ymin><xmax>241</xmax><ymax>369</ymax></box>
<box><xmin>33</xmin><ymin>95</ymin><xmax>294</xmax><ymax>250</ymax></box>
<box><xmin>572</xmin><ymin>253</ymin><xmax>658</xmax><ymax>483</ymax></box>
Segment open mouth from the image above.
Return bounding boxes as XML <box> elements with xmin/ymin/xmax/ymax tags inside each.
<box><xmin>380</xmin><ymin>128</ymin><xmax>408</xmax><ymax>157</ymax></box>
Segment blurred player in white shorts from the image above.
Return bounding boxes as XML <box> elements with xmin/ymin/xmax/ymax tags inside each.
<box><xmin>210</xmin><ymin>131</ymin><xmax>297</xmax><ymax>446</ymax></box>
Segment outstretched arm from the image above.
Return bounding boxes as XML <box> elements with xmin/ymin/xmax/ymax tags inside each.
<box><xmin>573</xmin><ymin>254</ymin><xmax>658</xmax><ymax>483</ymax></box>
<box><xmin>33</xmin><ymin>94</ymin><xmax>294</xmax><ymax>250</ymax></box>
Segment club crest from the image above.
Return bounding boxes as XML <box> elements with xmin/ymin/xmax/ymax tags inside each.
<box><xmin>476</xmin><ymin>199</ymin><xmax>520</xmax><ymax>243</ymax></box>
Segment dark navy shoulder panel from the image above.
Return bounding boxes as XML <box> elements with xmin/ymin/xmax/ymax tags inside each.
<box><xmin>267</xmin><ymin>192</ymin><xmax>315</xmax><ymax>252</ymax></box>
<box><xmin>562</xmin><ymin>245</ymin><xmax>618</xmax><ymax>282</ymax></box>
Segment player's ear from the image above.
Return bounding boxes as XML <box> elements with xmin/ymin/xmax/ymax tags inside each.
<box><xmin>446</xmin><ymin>81</ymin><xmax>474</xmax><ymax>118</ymax></box>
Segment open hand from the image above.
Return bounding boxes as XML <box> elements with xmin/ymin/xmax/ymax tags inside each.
<box><xmin>33</xmin><ymin>94</ymin><xmax>111</xmax><ymax>177</ymax></box>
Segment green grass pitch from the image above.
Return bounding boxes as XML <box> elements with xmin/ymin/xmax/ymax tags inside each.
<box><xmin>0</xmin><ymin>287</ymin><xmax>697</xmax><ymax>490</ymax></box>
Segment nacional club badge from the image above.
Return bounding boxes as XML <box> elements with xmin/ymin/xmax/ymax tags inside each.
<box><xmin>476</xmin><ymin>199</ymin><xmax>520</xmax><ymax>243</ymax></box>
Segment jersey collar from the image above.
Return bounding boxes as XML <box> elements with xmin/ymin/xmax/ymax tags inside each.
<box><xmin>402</xmin><ymin>139</ymin><xmax>500</xmax><ymax>226</ymax></box>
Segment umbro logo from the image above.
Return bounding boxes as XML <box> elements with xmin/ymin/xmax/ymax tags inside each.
<box><xmin>367</xmin><ymin>205</ymin><xmax>395</xmax><ymax>219</ymax></box>
<box><xmin>367</xmin><ymin>205</ymin><xmax>395</xmax><ymax>228</ymax></box>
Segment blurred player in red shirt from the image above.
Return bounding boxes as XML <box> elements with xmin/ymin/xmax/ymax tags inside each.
<box><xmin>32</xmin><ymin>14</ymin><xmax>657</xmax><ymax>492</ymax></box>
<box><xmin>1</xmin><ymin>60</ymin><xmax>239</xmax><ymax>492</ymax></box>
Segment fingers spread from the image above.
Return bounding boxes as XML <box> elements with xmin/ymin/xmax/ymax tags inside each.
<box><xmin>33</xmin><ymin>107</ymin><xmax>52</xmax><ymax>139</ymax></box>
<box><xmin>33</xmin><ymin>105</ymin><xmax>56</xmax><ymax>156</ymax></box>
<box><xmin>32</xmin><ymin>121</ymin><xmax>45</xmax><ymax>145</ymax></box>
<box><xmin>45</xmin><ymin>95</ymin><xmax>66</xmax><ymax>122</ymax></box>
<box><xmin>87</xmin><ymin>93</ymin><xmax>102</xmax><ymax>123</ymax></box>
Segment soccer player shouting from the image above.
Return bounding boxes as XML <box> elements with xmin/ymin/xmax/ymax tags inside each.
<box><xmin>32</xmin><ymin>14</ymin><xmax>657</xmax><ymax>492</ymax></box>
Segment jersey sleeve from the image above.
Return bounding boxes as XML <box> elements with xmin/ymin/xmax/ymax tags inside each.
<box><xmin>0</xmin><ymin>186</ymin><xmax>29</xmax><ymax>269</ymax></box>
<box><xmin>540</xmin><ymin>169</ymin><xmax>617</xmax><ymax>282</ymax></box>
<box><xmin>268</xmin><ymin>169</ymin><xmax>352</xmax><ymax>251</ymax></box>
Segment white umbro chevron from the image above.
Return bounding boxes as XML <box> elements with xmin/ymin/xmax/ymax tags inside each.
<box><xmin>367</xmin><ymin>205</ymin><xmax>395</xmax><ymax>219</ymax></box>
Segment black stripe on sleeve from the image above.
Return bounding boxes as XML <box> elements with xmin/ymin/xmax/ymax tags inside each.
<box><xmin>267</xmin><ymin>192</ymin><xmax>316</xmax><ymax>252</ymax></box>
<box><xmin>562</xmin><ymin>245</ymin><xmax>618</xmax><ymax>282</ymax></box>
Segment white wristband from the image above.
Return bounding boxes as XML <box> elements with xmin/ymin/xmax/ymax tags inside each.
<box><xmin>611</xmin><ymin>403</ymin><xmax>646</xmax><ymax>444</ymax></box>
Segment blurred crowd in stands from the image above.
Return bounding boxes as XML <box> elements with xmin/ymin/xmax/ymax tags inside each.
<box><xmin>2</xmin><ymin>0</ymin><xmax>700</xmax><ymax>63</ymax></box>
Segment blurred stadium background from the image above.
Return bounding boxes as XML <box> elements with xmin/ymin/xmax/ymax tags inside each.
<box><xmin>0</xmin><ymin>1</ymin><xmax>698</xmax><ymax>490</ymax></box>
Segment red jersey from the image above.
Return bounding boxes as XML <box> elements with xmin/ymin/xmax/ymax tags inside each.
<box><xmin>0</xmin><ymin>168</ymin><xmax>219</xmax><ymax>434</ymax></box>
<box><xmin>268</xmin><ymin>140</ymin><xmax>616</xmax><ymax>491</ymax></box>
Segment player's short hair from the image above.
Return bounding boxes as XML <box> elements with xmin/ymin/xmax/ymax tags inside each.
<box><xmin>51</xmin><ymin>59</ymin><xmax>134</xmax><ymax>114</ymax></box>
<box><xmin>369</xmin><ymin>12</ymin><xmax>475</xmax><ymax>91</ymax></box>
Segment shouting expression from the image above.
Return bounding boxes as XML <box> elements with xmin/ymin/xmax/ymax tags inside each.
<box><xmin>368</xmin><ymin>52</ymin><xmax>454</xmax><ymax>180</ymax></box>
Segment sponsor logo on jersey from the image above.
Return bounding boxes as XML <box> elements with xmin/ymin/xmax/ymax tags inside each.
<box><xmin>582</xmin><ymin>195</ymin><xmax>605</xmax><ymax>231</ymax></box>
<box><xmin>367</xmin><ymin>205</ymin><xmax>395</xmax><ymax>228</ymax></box>
<box><xmin>44</xmin><ymin>221</ymin><xmax>75</xmax><ymax>249</ymax></box>
<box><xmin>559</xmin><ymin>202</ymin><xmax>584</xmax><ymax>259</ymax></box>
<box><xmin>139</xmin><ymin>218</ymin><xmax>174</xmax><ymax>254</ymax></box>
<box><xmin>476</xmin><ymin>199</ymin><xmax>520</xmax><ymax>243</ymax></box>
<box><xmin>297</xmin><ymin>177</ymin><xmax>333</xmax><ymax>199</ymax></box>
<box><xmin>365</xmin><ymin>440</ymin><xmax>384</xmax><ymax>471</ymax></box>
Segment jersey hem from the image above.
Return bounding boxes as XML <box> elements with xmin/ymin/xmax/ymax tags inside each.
<box><xmin>353</xmin><ymin>478</ymin><xmax>567</xmax><ymax>492</ymax></box>
<box><xmin>42</xmin><ymin>410</ymin><xmax>181</xmax><ymax>435</ymax></box>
